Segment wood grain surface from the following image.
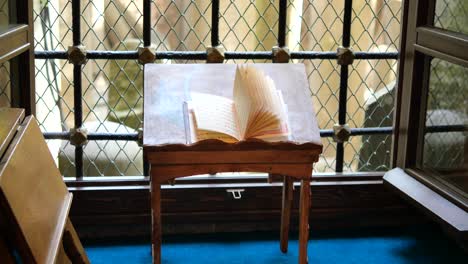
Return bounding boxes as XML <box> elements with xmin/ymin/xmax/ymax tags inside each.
<box><xmin>0</xmin><ymin>116</ymin><xmax>71</xmax><ymax>264</ymax></box>
<box><xmin>0</xmin><ymin>108</ymin><xmax>24</xmax><ymax>158</ymax></box>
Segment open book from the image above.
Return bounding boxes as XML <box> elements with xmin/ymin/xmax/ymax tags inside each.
<box><xmin>185</xmin><ymin>65</ymin><xmax>289</xmax><ymax>143</ymax></box>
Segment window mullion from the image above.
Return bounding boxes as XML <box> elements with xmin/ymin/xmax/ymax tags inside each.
<box><xmin>335</xmin><ymin>0</ymin><xmax>353</xmax><ymax>172</ymax></box>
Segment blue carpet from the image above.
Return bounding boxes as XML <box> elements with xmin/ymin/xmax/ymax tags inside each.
<box><xmin>84</xmin><ymin>228</ymin><xmax>467</xmax><ymax>264</ymax></box>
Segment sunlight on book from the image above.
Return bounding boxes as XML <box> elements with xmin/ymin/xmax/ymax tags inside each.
<box><xmin>185</xmin><ymin>65</ymin><xmax>290</xmax><ymax>143</ymax></box>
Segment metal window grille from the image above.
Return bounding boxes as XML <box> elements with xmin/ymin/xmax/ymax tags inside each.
<box><xmin>34</xmin><ymin>0</ymin><xmax>405</xmax><ymax>178</ymax></box>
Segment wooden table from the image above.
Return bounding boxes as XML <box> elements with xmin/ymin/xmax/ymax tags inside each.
<box><xmin>143</xmin><ymin>64</ymin><xmax>322</xmax><ymax>264</ymax></box>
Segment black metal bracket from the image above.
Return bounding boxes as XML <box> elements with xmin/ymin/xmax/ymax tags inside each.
<box><xmin>337</xmin><ymin>46</ymin><xmax>355</xmax><ymax>66</ymax></box>
<box><xmin>272</xmin><ymin>46</ymin><xmax>290</xmax><ymax>63</ymax></box>
<box><xmin>138</xmin><ymin>46</ymin><xmax>156</xmax><ymax>65</ymax></box>
<box><xmin>67</xmin><ymin>45</ymin><xmax>87</xmax><ymax>65</ymax></box>
<box><xmin>70</xmin><ymin>127</ymin><xmax>88</xmax><ymax>147</ymax></box>
<box><xmin>333</xmin><ymin>124</ymin><xmax>351</xmax><ymax>143</ymax></box>
<box><xmin>206</xmin><ymin>46</ymin><xmax>225</xmax><ymax>63</ymax></box>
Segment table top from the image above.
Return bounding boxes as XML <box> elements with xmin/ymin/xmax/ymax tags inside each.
<box><xmin>143</xmin><ymin>63</ymin><xmax>322</xmax><ymax>152</ymax></box>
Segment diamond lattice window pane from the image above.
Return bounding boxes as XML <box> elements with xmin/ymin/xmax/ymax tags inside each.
<box><xmin>434</xmin><ymin>0</ymin><xmax>468</xmax><ymax>35</ymax></box>
<box><xmin>81</xmin><ymin>0</ymin><xmax>143</xmax><ymax>50</ymax></box>
<box><xmin>0</xmin><ymin>0</ymin><xmax>9</xmax><ymax>26</ymax></box>
<box><xmin>287</xmin><ymin>0</ymin><xmax>343</xmax><ymax>52</ymax></box>
<box><xmin>35</xmin><ymin>59</ymin><xmax>74</xmax><ymax>132</ymax></box>
<box><xmin>82</xmin><ymin>59</ymin><xmax>142</xmax><ymax>132</ymax></box>
<box><xmin>424</xmin><ymin>58</ymin><xmax>467</xmax><ymax>170</ymax></box>
<box><xmin>0</xmin><ymin>61</ymin><xmax>11</xmax><ymax>107</ymax></box>
<box><xmin>351</xmin><ymin>1</ymin><xmax>401</xmax><ymax>52</ymax></box>
<box><xmin>151</xmin><ymin>0</ymin><xmax>211</xmax><ymax>52</ymax></box>
<box><xmin>34</xmin><ymin>0</ymin><xmax>72</xmax><ymax>51</ymax></box>
<box><xmin>220</xmin><ymin>0</ymin><xmax>278</xmax><ymax>51</ymax></box>
<box><xmin>345</xmin><ymin>134</ymin><xmax>392</xmax><ymax>172</ymax></box>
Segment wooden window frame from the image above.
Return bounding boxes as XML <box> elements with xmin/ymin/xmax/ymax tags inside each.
<box><xmin>0</xmin><ymin>0</ymin><xmax>35</xmax><ymax>115</ymax></box>
<box><xmin>1</xmin><ymin>1</ymin><xmax>432</xmax><ymax>238</ymax></box>
<box><xmin>389</xmin><ymin>0</ymin><xmax>468</xmax><ymax>240</ymax></box>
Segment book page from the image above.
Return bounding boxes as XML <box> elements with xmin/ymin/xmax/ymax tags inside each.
<box><xmin>190</xmin><ymin>92</ymin><xmax>241</xmax><ymax>140</ymax></box>
<box><xmin>233</xmin><ymin>65</ymin><xmax>287</xmax><ymax>139</ymax></box>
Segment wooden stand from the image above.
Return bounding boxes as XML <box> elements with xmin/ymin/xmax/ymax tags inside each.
<box><xmin>0</xmin><ymin>108</ymin><xmax>89</xmax><ymax>264</ymax></box>
<box><xmin>144</xmin><ymin>64</ymin><xmax>322</xmax><ymax>264</ymax></box>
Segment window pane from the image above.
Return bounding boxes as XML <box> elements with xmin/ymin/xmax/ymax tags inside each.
<box><xmin>0</xmin><ymin>60</ymin><xmax>11</xmax><ymax>107</ymax></box>
<box><xmin>434</xmin><ymin>0</ymin><xmax>468</xmax><ymax>35</ymax></box>
<box><xmin>287</xmin><ymin>0</ymin><xmax>343</xmax><ymax>52</ymax></box>
<box><xmin>151</xmin><ymin>0</ymin><xmax>211</xmax><ymax>52</ymax></box>
<box><xmin>423</xmin><ymin>58</ymin><xmax>468</xmax><ymax>193</ymax></box>
<box><xmin>220</xmin><ymin>0</ymin><xmax>277</xmax><ymax>51</ymax></box>
<box><xmin>33</xmin><ymin>0</ymin><xmax>72</xmax><ymax>50</ymax></box>
<box><xmin>82</xmin><ymin>0</ymin><xmax>143</xmax><ymax>51</ymax></box>
<box><xmin>35</xmin><ymin>59</ymin><xmax>74</xmax><ymax>132</ymax></box>
<box><xmin>0</xmin><ymin>0</ymin><xmax>8</xmax><ymax>26</ymax></box>
<box><xmin>351</xmin><ymin>0</ymin><xmax>401</xmax><ymax>52</ymax></box>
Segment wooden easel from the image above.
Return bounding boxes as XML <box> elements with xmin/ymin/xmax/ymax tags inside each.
<box><xmin>0</xmin><ymin>108</ymin><xmax>89</xmax><ymax>264</ymax></box>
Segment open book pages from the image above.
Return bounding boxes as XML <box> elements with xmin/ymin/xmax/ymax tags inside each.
<box><xmin>185</xmin><ymin>65</ymin><xmax>290</xmax><ymax>143</ymax></box>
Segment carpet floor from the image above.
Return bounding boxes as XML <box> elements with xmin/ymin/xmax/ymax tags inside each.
<box><xmin>84</xmin><ymin>227</ymin><xmax>467</xmax><ymax>264</ymax></box>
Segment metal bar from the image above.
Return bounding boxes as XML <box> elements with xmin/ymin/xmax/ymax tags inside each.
<box><xmin>143</xmin><ymin>0</ymin><xmax>151</xmax><ymax>46</ymax></box>
<box><xmin>72</xmin><ymin>0</ymin><xmax>80</xmax><ymax>46</ymax></box>
<box><xmin>425</xmin><ymin>124</ymin><xmax>467</xmax><ymax>133</ymax></box>
<box><xmin>338</xmin><ymin>65</ymin><xmax>349</xmax><ymax>126</ymax></box>
<box><xmin>320</xmin><ymin>127</ymin><xmax>393</xmax><ymax>137</ymax></box>
<box><xmin>211</xmin><ymin>0</ymin><xmax>220</xmax><ymax>47</ymax></box>
<box><xmin>157</xmin><ymin>51</ymin><xmax>207</xmax><ymax>60</ymax></box>
<box><xmin>88</xmin><ymin>133</ymin><xmax>139</xmax><ymax>141</ymax></box>
<box><xmin>35</xmin><ymin>51</ymin><xmax>68</xmax><ymax>59</ymax></box>
<box><xmin>35</xmin><ymin>50</ymin><xmax>399</xmax><ymax>60</ymax></box>
<box><xmin>43</xmin><ymin>132</ymin><xmax>139</xmax><ymax>140</ymax></box>
<box><xmin>43</xmin><ymin>127</ymin><xmax>397</xmax><ymax>141</ymax></box>
<box><xmin>72</xmin><ymin>0</ymin><xmax>83</xmax><ymax>179</ymax></box>
<box><xmin>43</xmin><ymin>132</ymin><xmax>69</xmax><ymax>140</ymax></box>
<box><xmin>225</xmin><ymin>51</ymin><xmax>272</xmax><ymax>59</ymax></box>
<box><xmin>336</xmin><ymin>0</ymin><xmax>353</xmax><ymax>173</ymax></box>
<box><xmin>354</xmin><ymin>51</ymin><xmax>399</xmax><ymax>59</ymax></box>
<box><xmin>73</xmin><ymin>68</ymin><xmax>82</xmax><ymax>128</ymax></box>
<box><xmin>278</xmin><ymin>0</ymin><xmax>287</xmax><ymax>47</ymax></box>
<box><xmin>75</xmin><ymin>146</ymin><xmax>83</xmax><ymax>178</ymax></box>
<box><xmin>335</xmin><ymin>143</ymin><xmax>344</xmax><ymax>172</ymax></box>
<box><xmin>73</xmin><ymin>65</ymin><xmax>83</xmax><ymax>178</ymax></box>
<box><xmin>88</xmin><ymin>50</ymin><xmax>138</xmax><ymax>59</ymax></box>
<box><xmin>342</xmin><ymin>0</ymin><xmax>353</xmax><ymax>48</ymax></box>
<box><xmin>290</xmin><ymin>51</ymin><xmax>337</xmax><ymax>59</ymax></box>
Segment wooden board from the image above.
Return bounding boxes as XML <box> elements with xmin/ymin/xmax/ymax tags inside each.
<box><xmin>0</xmin><ymin>108</ymin><xmax>24</xmax><ymax>158</ymax></box>
<box><xmin>143</xmin><ymin>64</ymin><xmax>322</xmax><ymax>151</ymax></box>
<box><xmin>384</xmin><ymin>168</ymin><xmax>468</xmax><ymax>233</ymax></box>
<box><xmin>0</xmin><ymin>116</ymin><xmax>72</xmax><ymax>264</ymax></box>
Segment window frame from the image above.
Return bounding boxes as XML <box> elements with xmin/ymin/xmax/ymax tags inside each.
<box><xmin>393</xmin><ymin>0</ymin><xmax>468</xmax><ymax>211</ymax></box>
<box><xmin>29</xmin><ymin>1</ymin><xmax>425</xmax><ymax>236</ymax></box>
<box><xmin>35</xmin><ymin>0</ymin><xmax>400</xmax><ymax>180</ymax></box>
<box><xmin>0</xmin><ymin>0</ymin><xmax>35</xmax><ymax>114</ymax></box>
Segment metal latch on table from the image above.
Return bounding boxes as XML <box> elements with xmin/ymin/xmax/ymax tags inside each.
<box><xmin>226</xmin><ymin>189</ymin><xmax>245</xmax><ymax>200</ymax></box>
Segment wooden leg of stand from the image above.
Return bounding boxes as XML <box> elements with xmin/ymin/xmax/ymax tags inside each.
<box><xmin>280</xmin><ymin>176</ymin><xmax>293</xmax><ymax>253</ymax></box>
<box><xmin>152</xmin><ymin>182</ymin><xmax>162</xmax><ymax>264</ymax></box>
<box><xmin>298</xmin><ymin>179</ymin><xmax>310</xmax><ymax>264</ymax></box>
<box><xmin>62</xmin><ymin>218</ymin><xmax>90</xmax><ymax>264</ymax></box>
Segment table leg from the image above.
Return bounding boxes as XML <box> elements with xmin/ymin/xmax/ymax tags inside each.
<box><xmin>152</xmin><ymin>182</ymin><xmax>162</xmax><ymax>264</ymax></box>
<box><xmin>298</xmin><ymin>179</ymin><xmax>311</xmax><ymax>264</ymax></box>
<box><xmin>280</xmin><ymin>176</ymin><xmax>293</xmax><ymax>253</ymax></box>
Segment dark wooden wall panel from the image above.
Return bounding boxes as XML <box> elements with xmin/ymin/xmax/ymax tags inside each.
<box><xmin>69</xmin><ymin>181</ymin><xmax>427</xmax><ymax>240</ymax></box>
